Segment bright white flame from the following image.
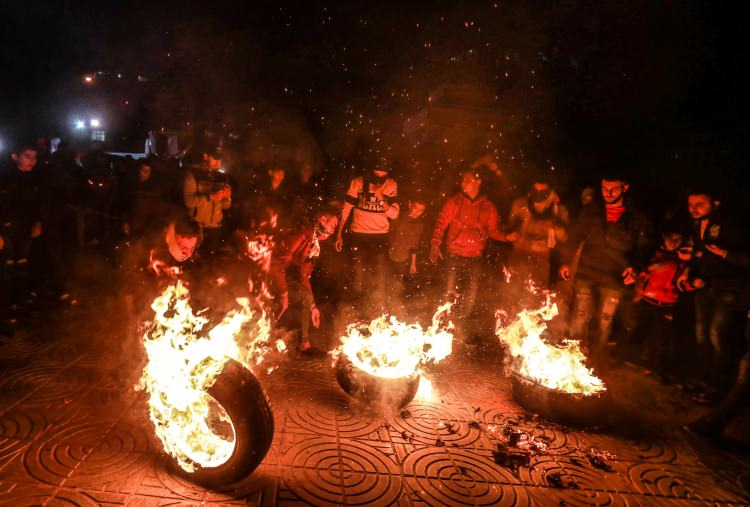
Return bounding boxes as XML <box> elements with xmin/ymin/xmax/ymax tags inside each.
<box><xmin>139</xmin><ymin>281</ymin><xmax>279</xmax><ymax>472</ymax></box>
<box><xmin>333</xmin><ymin>303</ymin><xmax>454</xmax><ymax>390</ymax></box>
<box><xmin>495</xmin><ymin>294</ymin><xmax>606</xmax><ymax>395</ymax></box>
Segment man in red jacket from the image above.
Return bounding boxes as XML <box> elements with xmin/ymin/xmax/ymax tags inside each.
<box><xmin>271</xmin><ymin>206</ymin><xmax>339</xmax><ymax>353</ymax></box>
<box><xmin>430</xmin><ymin>168</ymin><xmax>516</xmax><ymax>338</ymax></box>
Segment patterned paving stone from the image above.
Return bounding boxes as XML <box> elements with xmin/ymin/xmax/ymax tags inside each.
<box><xmin>387</xmin><ymin>404</ymin><xmax>491</xmax><ymax>448</ymax></box>
<box><xmin>0</xmin><ymin>437</ymin><xmax>29</xmax><ymax>470</ymax></box>
<box><xmin>0</xmin><ymin>483</ymin><xmax>57</xmax><ymax>506</ymax></box>
<box><xmin>404</xmin><ymin>474</ymin><xmax>527</xmax><ymax>506</ymax></box>
<box><xmin>1</xmin><ymin>332</ymin><xmax>750</xmax><ymax>505</ymax></box>
<box><xmin>626</xmin><ymin>462</ymin><xmax>748</xmax><ymax>503</ymax></box>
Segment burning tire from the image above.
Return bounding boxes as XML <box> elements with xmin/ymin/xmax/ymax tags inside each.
<box><xmin>335</xmin><ymin>354</ymin><xmax>420</xmax><ymax>408</ymax></box>
<box><xmin>511</xmin><ymin>372</ymin><xmax>610</xmax><ymax>427</ymax></box>
<box><xmin>173</xmin><ymin>359</ymin><xmax>274</xmax><ymax>487</ymax></box>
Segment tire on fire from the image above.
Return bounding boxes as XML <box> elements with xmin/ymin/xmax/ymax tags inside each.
<box><xmin>175</xmin><ymin>359</ymin><xmax>274</xmax><ymax>487</ymax></box>
<box><xmin>336</xmin><ymin>354</ymin><xmax>420</xmax><ymax>408</ymax></box>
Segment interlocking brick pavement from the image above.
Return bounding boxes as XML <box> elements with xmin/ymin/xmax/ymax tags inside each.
<box><xmin>1</xmin><ymin>327</ymin><xmax>749</xmax><ymax>506</ymax></box>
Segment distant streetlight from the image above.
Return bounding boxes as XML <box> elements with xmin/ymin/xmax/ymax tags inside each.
<box><xmin>82</xmin><ymin>74</ymin><xmax>95</xmax><ymax>84</ymax></box>
<box><xmin>75</xmin><ymin>120</ymin><xmax>86</xmax><ymax>129</ymax></box>
<box><xmin>90</xmin><ymin>118</ymin><xmax>101</xmax><ymax>128</ymax></box>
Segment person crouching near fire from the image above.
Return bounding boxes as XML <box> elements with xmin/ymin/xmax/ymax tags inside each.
<box><xmin>271</xmin><ymin>206</ymin><xmax>339</xmax><ymax>356</ymax></box>
<box><xmin>111</xmin><ymin>216</ymin><xmax>202</xmax><ymax>383</ymax></box>
<box><xmin>619</xmin><ymin>226</ymin><xmax>691</xmax><ymax>382</ymax></box>
<box><xmin>430</xmin><ymin>167</ymin><xmax>517</xmax><ymax>344</ymax></box>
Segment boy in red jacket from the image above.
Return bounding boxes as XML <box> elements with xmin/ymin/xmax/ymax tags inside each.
<box><xmin>430</xmin><ymin>168</ymin><xmax>516</xmax><ymax>338</ymax></box>
<box><xmin>626</xmin><ymin>228</ymin><xmax>690</xmax><ymax>379</ymax></box>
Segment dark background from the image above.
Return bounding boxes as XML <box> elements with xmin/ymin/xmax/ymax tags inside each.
<box><xmin>1</xmin><ymin>1</ymin><xmax>748</xmax><ymax>208</ymax></box>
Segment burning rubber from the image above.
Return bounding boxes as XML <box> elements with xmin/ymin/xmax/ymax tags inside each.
<box><xmin>177</xmin><ymin>358</ymin><xmax>274</xmax><ymax>487</ymax></box>
<box><xmin>511</xmin><ymin>372</ymin><xmax>610</xmax><ymax>427</ymax></box>
<box><xmin>335</xmin><ymin>354</ymin><xmax>420</xmax><ymax>408</ymax></box>
<box><xmin>140</xmin><ymin>282</ymin><xmax>281</xmax><ymax>488</ymax></box>
<box><xmin>331</xmin><ymin>304</ymin><xmax>454</xmax><ymax>407</ymax></box>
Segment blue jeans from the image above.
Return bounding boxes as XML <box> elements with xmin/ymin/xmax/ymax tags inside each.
<box><xmin>570</xmin><ymin>279</ymin><xmax>623</xmax><ymax>360</ymax></box>
<box><xmin>695</xmin><ymin>288</ymin><xmax>740</xmax><ymax>387</ymax></box>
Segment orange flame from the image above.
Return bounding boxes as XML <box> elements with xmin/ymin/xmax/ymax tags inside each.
<box><xmin>139</xmin><ymin>281</ymin><xmax>285</xmax><ymax>473</ymax></box>
<box><xmin>333</xmin><ymin>304</ymin><xmax>454</xmax><ymax>400</ymax></box>
<box><xmin>495</xmin><ymin>294</ymin><xmax>605</xmax><ymax>395</ymax></box>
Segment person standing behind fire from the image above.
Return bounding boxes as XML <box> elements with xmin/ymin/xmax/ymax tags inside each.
<box><xmin>430</xmin><ymin>168</ymin><xmax>517</xmax><ymax>342</ymax></box>
<box><xmin>507</xmin><ymin>177</ymin><xmax>568</xmax><ymax>288</ymax></box>
<box><xmin>559</xmin><ymin>174</ymin><xmax>653</xmax><ymax>368</ymax></box>
<box><xmin>334</xmin><ymin>161</ymin><xmax>399</xmax><ymax>311</ymax></box>
<box><xmin>677</xmin><ymin>189</ymin><xmax>748</xmax><ymax>391</ymax></box>
<box><xmin>183</xmin><ymin>145</ymin><xmax>231</xmax><ymax>255</ymax></box>
<box><xmin>621</xmin><ymin>227</ymin><xmax>691</xmax><ymax>380</ymax></box>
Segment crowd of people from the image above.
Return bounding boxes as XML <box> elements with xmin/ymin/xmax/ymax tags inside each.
<box><xmin>1</xmin><ymin>136</ymin><xmax>748</xmax><ymax>435</ymax></box>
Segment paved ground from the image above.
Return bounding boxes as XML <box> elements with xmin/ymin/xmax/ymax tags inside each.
<box><xmin>1</xmin><ymin>274</ymin><xmax>749</xmax><ymax>506</ymax></box>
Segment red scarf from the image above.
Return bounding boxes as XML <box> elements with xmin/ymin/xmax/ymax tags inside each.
<box><xmin>605</xmin><ymin>203</ymin><xmax>626</xmax><ymax>223</ymax></box>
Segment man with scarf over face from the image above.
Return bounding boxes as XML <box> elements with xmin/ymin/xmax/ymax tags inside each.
<box><xmin>508</xmin><ymin>177</ymin><xmax>569</xmax><ymax>288</ymax></box>
<box><xmin>560</xmin><ymin>174</ymin><xmax>653</xmax><ymax>367</ymax></box>
<box><xmin>335</xmin><ymin>160</ymin><xmax>399</xmax><ymax>313</ymax></box>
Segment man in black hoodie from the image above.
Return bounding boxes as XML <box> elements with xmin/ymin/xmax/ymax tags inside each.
<box><xmin>677</xmin><ymin>189</ymin><xmax>748</xmax><ymax>389</ymax></box>
<box><xmin>560</xmin><ymin>175</ymin><xmax>653</xmax><ymax>366</ymax></box>
<box><xmin>0</xmin><ymin>142</ymin><xmax>43</xmax><ymax>333</ymax></box>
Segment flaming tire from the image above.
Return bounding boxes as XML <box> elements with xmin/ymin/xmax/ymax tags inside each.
<box><xmin>511</xmin><ymin>372</ymin><xmax>610</xmax><ymax>427</ymax></box>
<box><xmin>335</xmin><ymin>355</ymin><xmax>420</xmax><ymax>408</ymax></box>
<box><xmin>174</xmin><ymin>359</ymin><xmax>274</xmax><ymax>487</ymax></box>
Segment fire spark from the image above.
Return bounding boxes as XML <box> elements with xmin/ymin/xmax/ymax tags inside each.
<box><xmin>495</xmin><ymin>295</ymin><xmax>605</xmax><ymax>396</ymax></box>
<box><xmin>139</xmin><ymin>281</ymin><xmax>282</xmax><ymax>473</ymax></box>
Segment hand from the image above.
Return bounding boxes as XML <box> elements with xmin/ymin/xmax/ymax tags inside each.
<box><xmin>429</xmin><ymin>244</ymin><xmax>443</xmax><ymax>264</ymax></box>
<box><xmin>559</xmin><ymin>265</ymin><xmax>571</xmax><ymax>280</ymax></box>
<box><xmin>211</xmin><ymin>188</ymin><xmax>230</xmax><ymax>201</ymax></box>
<box><xmin>409</xmin><ymin>262</ymin><xmax>417</xmax><ymax>275</ymax></box>
<box><xmin>676</xmin><ymin>271</ymin><xmax>690</xmax><ymax>291</ymax></box>
<box><xmin>335</xmin><ymin>235</ymin><xmax>344</xmax><ymax>252</ymax></box>
<box><xmin>706</xmin><ymin>244</ymin><xmax>728</xmax><ymax>259</ymax></box>
<box><xmin>505</xmin><ymin>231</ymin><xmax>520</xmax><ymax>242</ymax></box>
<box><xmin>30</xmin><ymin>222</ymin><xmax>42</xmax><ymax>238</ymax></box>
<box><xmin>277</xmin><ymin>292</ymin><xmax>289</xmax><ymax>321</ymax></box>
<box><xmin>622</xmin><ymin>267</ymin><xmax>637</xmax><ymax>285</ymax></box>
<box><xmin>311</xmin><ymin>306</ymin><xmax>321</xmax><ymax>328</ymax></box>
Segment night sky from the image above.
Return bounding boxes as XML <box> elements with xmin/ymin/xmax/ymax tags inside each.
<box><xmin>1</xmin><ymin>1</ymin><xmax>748</xmax><ymax>199</ymax></box>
